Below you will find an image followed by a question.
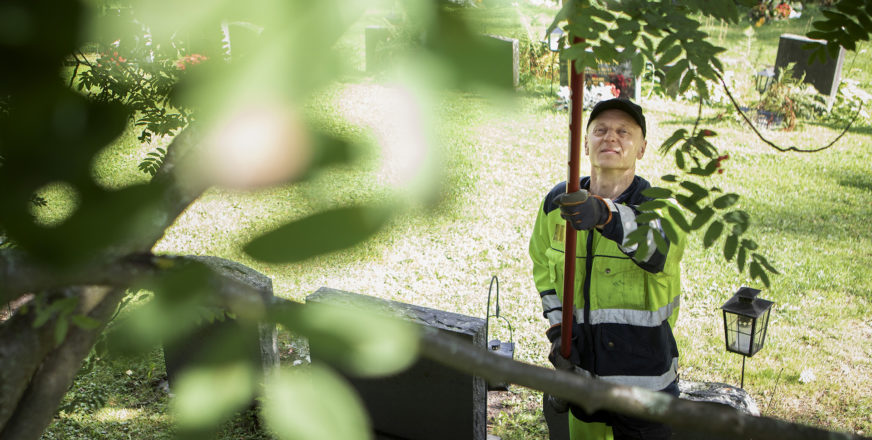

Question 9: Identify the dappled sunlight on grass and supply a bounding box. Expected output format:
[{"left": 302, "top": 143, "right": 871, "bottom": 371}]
[{"left": 94, "top": 407, "right": 146, "bottom": 422}]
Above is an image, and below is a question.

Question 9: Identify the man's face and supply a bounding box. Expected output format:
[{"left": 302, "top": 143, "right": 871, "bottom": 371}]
[{"left": 584, "top": 109, "right": 647, "bottom": 172}]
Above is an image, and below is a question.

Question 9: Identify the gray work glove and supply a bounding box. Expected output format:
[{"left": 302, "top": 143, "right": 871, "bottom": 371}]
[
  {"left": 546, "top": 324, "right": 580, "bottom": 371},
  {"left": 554, "top": 190, "right": 612, "bottom": 231},
  {"left": 545, "top": 324, "right": 580, "bottom": 414},
  {"left": 545, "top": 393, "right": 569, "bottom": 414}
]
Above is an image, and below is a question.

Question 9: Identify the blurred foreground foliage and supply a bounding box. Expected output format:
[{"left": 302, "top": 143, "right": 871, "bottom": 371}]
[{"left": 1, "top": 0, "right": 870, "bottom": 438}]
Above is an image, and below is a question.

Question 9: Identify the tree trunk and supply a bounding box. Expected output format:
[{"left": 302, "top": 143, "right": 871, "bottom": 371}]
[{"left": 0, "top": 287, "right": 124, "bottom": 440}]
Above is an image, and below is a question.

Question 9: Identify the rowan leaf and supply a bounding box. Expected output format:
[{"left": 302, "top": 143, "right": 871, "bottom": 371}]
[
  {"left": 724, "top": 233, "right": 738, "bottom": 261},
  {"left": 690, "top": 207, "right": 715, "bottom": 230},
  {"left": 713, "top": 193, "right": 740, "bottom": 210},
  {"left": 703, "top": 220, "right": 723, "bottom": 248}
]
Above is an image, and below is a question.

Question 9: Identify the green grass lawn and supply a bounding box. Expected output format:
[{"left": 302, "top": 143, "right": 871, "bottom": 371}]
[{"left": 40, "top": 1, "right": 872, "bottom": 439}]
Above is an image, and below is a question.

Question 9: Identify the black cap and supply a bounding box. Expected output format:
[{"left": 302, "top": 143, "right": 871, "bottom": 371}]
[{"left": 586, "top": 98, "right": 646, "bottom": 138}]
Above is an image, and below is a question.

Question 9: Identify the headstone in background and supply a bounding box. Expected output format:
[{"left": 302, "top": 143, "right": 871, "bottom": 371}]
[
  {"left": 775, "top": 33, "right": 845, "bottom": 108},
  {"left": 163, "top": 256, "right": 278, "bottom": 388},
  {"left": 306, "top": 287, "right": 487, "bottom": 440},
  {"left": 366, "top": 26, "right": 392, "bottom": 74},
  {"left": 484, "top": 34, "right": 519, "bottom": 89},
  {"left": 558, "top": 52, "right": 640, "bottom": 103}
]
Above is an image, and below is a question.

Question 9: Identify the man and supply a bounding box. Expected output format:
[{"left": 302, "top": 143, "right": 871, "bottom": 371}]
[{"left": 529, "top": 98, "right": 685, "bottom": 440}]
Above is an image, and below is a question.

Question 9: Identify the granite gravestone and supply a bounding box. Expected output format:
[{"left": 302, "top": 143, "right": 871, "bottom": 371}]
[
  {"left": 485, "top": 34, "right": 519, "bottom": 89},
  {"left": 163, "top": 256, "right": 279, "bottom": 388},
  {"left": 306, "top": 288, "right": 487, "bottom": 440},
  {"left": 774, "top": 33, "right": 846, "bottom": 108}
]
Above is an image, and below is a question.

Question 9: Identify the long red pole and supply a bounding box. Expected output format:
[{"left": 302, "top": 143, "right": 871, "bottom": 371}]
[{"left": 561, "top": 36, "right": 584, "bottom": 359}]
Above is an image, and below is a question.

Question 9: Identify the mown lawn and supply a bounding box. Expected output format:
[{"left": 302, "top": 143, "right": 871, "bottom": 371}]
[{"left": 40, "top": 1, "right": 871, "bottom": 439}]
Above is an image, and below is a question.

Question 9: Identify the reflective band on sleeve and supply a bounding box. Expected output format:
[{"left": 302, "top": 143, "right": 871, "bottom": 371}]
[
  {"left": 615, "top": 203, "right": 639, "bottom": 252},
  {"left": 616, "top": 203, "right": 659, "bottom": 263},
  {"left": 541, "top": 293, "right": 561, "bottom": 311},
  {"left": 573, "top": 309, "right": 586, "bottom": 324},
  {"left": 597, "top": 357, "right": 679, "bottom": 390},
  {"left": 545, "top": 309, "right": 563, "bottom": 326},
  {"left": 589, "top": 294, "right": 680, "bottom": 327}
]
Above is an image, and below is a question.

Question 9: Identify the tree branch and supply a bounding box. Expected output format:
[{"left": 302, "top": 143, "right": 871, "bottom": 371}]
[
  {"left": 716, "top": 71, "right": 862, "bottom": 153},
  {"left": 0, "top": 254, "right": 275, "bottom": 438},
  {"left": 418, "top": 327, "right": 870, "bottom": 440},
  {"left": 692, "top": 92, "right": 703, "bottom": 137},
  {"left": 0, "top": 287, "right": 125, "bottom": 440},
  {"left": 0, "top": 294, "right": 59, "bottom": 429},
  {"left": 114, "top": 125, "right": 208, "bottom": 254}
]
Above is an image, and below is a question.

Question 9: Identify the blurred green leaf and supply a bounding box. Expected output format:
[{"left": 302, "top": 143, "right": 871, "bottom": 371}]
[
  {"left": 271, "top": 300, "right": 419, "bottom": 377},
  {"left": 749, "top": 261, "right": 769, "bottom": 288},
  {"left": 263, "top": 365, "right": 370, "bottom": 440},
  {"left": 724, "top": 233, "right": 738, "bottom": 261},
  {"left": 667, "top": 206, "right": 691, "bottom": 231},
  {"left": 54, "top": 315, "right": 69, "bottom": 346},
  {"left": 679, "top": 180, "right": 707, "bottom": 198},
  {"left": 658, "top": 44, "right": 682, "bottom": 66},
  {"left": 2, "top": 181, "right": 169, "bottom": 267},
  {"left": 723, "top": 210, "right": 750, "bottom": 225},
  {"left": 70, "top": 314, "right": 102, "bottom": 330},
  {"left": 703, "top": 220, "right": 723, "bottom": 249},
  {"left": 244, "top": 204, "right": 393, "bottom": 263},
  {"left": 651, "top": 226, "right": 669, "bottom": 253},
  {"left": 674, "top": 149, "right": 686, "bottom": 169},
  {"left": 641, "top": 187, "right": 672, "bottom": 199},
  {"left": 712, "top": 193, "right": 739, "bottom": 210},
  {"left": 753, "top": 253, "right": 779, "bottom": 275},
  {"left": 659, "top": 129, "right": 687, "bottom": 154},
  {"left": 636, "top": 212, "right": 659, "bottom": 223},
  {"left": 624, "top": 228, "right": 650, "bottom": 259},
  {"left": 660, "top": 216, "right": 680, "bottom": 245},
  {"left": 172, "top": 361, "right": 257, "bottom": 433},
  {"left": 737, "top": 246, "right": 747, "bottom": 272},
  {"left": 690, "top": 207, "right": 714, "bottom": 230},
  {"left": 638, "top": 200, "right": 667, "bottom": 213}
]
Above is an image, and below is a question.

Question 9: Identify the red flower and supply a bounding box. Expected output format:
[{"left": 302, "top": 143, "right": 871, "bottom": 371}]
[{"left": 175, "top": 53, "right": 207, "bottom": 71}]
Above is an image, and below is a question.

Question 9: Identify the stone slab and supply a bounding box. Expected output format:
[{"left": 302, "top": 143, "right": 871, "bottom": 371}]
[
  {"left": 543, "top": 380, "right": 759, "bottom": 440},
  {"left": 775, "top": 33, "right": 845, "bottom": 105},
  {"left": 163, "top": 256, "right": 278, "bottom": 387},
  {"left": 307, "top": 287, "right": 487, "bottom": 440},
  {"left": 484, "top": 34, "right": 519, "bottom": 89}
]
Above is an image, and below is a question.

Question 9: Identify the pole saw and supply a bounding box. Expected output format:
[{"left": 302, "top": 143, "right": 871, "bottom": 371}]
[{"left": 560, "top": 35, "right": 586, "bottom": 359}]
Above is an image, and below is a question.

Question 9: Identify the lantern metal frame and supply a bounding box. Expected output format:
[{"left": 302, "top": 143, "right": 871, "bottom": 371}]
[
  {"left": 721, "top": 286, "right": 774, "bottom": 388},
  {"left": 546, "top": 27, "right": 565, "bottom": 94}
]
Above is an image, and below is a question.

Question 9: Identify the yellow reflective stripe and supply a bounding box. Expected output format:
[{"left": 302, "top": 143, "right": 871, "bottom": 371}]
[
  {"left": 573, "top": 295, "right": 679, "bottom": 327},
  {"left": 596, "top": 357, "right": 679, "bottom": 390}
]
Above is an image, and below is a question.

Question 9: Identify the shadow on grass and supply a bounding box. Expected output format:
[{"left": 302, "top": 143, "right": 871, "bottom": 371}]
[
  {"left": 803, "top": 118, "right": 872, "bottom": 136},
  {"left": 834, "top": 170, "right": 872, "bottom": 193}
]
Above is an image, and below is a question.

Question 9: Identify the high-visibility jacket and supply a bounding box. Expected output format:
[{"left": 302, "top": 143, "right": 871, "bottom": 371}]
[{"left": 529, "top": 176, "right": 685, "bottom": 403}]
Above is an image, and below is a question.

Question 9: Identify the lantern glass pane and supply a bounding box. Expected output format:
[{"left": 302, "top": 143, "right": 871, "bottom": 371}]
[
  {"left": 724, "top": 312, "right": 736, "bottom": 349},
  {"left": 724, "top": 312, "right": 753, "bottom": 355},
  {"left": 752, "top": 308, "right": 771, "bottom": 354},
  {"left": 735, "top": 315, "right": 753, "bottom": 354}
]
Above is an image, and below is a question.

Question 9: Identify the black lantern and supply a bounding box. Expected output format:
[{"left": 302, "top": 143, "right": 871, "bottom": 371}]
[
  {"left": 547, "top": 27, "right": 565, "bottom": 53},
  {"left": 721, "top": 287, "right": 774, "bottom": 387},
  {"left": 754, "top": 67, "right": 775, "bottom": 94},
  {"left": 546, "top": 27, "right": 565, "bottom": 94}
]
